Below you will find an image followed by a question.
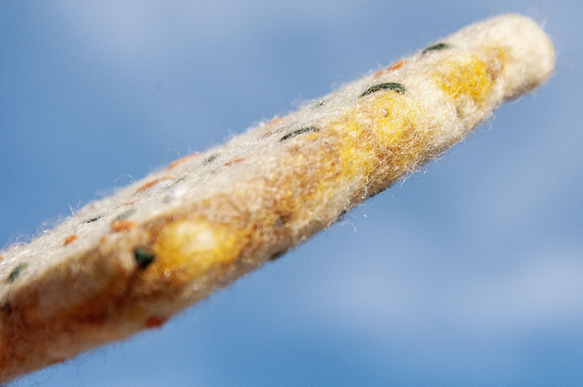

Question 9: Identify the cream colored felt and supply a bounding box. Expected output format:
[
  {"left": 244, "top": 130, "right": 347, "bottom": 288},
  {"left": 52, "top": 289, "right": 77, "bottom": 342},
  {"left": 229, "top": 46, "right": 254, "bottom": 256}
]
[{"left": 0, "top": 14, "right": 554, "bottom": 383}]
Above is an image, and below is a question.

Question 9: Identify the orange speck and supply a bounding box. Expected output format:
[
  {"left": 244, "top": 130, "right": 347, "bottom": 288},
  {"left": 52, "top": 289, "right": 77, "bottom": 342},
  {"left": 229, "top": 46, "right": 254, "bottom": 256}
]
[
  {"left": 262, "top": 117, "right": 284, "bottom": 138},
  {"left": 64, "top": 235, "right": 78, "bottom": 246},
  {"left": 373, "top": 60, "right": 408, "bottom": 78},
  {"left": 100, "top": 236, "right": 108, "bottom": 244},
  {"left": 223, "top": 158, "right": 245, "bottom": 167},
  {"left": 136, "top": 176, "right": 175, "bottom": 193},
  {"left": 168, "top": 153, "right": 199, "bottom": 169},
  {"left": 111, "top": 220, "right": 136, "bottom": 232},
  {"left": 0, "top": 255, "right": 3, "bottom": 262},
  {"left": 145, "top": 316, "right": 167, "bottom": 329}
]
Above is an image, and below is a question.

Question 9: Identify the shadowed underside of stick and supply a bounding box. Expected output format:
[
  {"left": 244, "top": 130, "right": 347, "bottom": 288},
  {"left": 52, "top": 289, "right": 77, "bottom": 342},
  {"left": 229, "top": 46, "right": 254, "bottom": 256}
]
[{"left": 0, "top": 14, "right": 554, "bottom": 383}]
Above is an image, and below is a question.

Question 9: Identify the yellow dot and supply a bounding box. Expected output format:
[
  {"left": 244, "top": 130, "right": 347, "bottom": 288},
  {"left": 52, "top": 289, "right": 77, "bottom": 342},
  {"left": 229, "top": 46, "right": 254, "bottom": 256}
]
[
  {"left": 434, "top": 54, "right": 493, "bottom": 108},
  {"left": 151, "top": 218, "right": 248, "bottom": 282}
]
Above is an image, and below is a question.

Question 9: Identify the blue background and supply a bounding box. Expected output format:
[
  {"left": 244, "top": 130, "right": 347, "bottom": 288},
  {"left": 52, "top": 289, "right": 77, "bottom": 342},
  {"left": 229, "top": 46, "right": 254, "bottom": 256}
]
[{"left": 1, "top": 1, "right": 582, "bottom": 386}]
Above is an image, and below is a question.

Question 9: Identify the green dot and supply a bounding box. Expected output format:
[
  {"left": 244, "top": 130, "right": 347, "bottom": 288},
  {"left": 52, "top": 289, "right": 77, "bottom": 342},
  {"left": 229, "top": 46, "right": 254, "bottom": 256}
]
[
  {"left": 134, "top": 247, "right": 156, "bottom": 268},
  {"left": 84, "top": 216, "right": 102, "bottom": 224},
  {"left": 171, "top": 176, "right": 186, "bottom": 186},
  {"left": 7, "top": 262, "right": 28, "bottom": 283},
  {"left": 204, "top": 154, "right": 219, "bottom": 164},
  {"left": 280, "top": 127, "right": 320, "bottom": 142},
  {"left": 422, "top": 42, "right": 453, "bottom": 54},
  {"left": 361, "top": 82, "right": 406, "bottom": 97}
]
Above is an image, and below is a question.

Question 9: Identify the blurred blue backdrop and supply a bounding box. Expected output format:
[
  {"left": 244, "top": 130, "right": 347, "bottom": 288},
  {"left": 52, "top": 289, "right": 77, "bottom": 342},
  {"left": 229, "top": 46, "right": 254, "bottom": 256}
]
[{"left": 1, "top": 1, "right": 582, "bottom": 386}]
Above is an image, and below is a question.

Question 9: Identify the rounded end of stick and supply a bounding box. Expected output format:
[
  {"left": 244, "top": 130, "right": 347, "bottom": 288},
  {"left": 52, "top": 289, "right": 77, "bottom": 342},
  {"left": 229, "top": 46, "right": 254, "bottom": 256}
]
[{"left": 452, "top": 14, "right": 556, "bottom": 100}]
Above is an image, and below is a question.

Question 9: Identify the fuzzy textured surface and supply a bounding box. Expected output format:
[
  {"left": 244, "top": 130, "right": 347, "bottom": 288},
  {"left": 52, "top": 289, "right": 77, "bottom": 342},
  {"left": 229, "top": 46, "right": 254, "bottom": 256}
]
[{"left": 0, "top": 14, "right": 554, "bottom": 383}]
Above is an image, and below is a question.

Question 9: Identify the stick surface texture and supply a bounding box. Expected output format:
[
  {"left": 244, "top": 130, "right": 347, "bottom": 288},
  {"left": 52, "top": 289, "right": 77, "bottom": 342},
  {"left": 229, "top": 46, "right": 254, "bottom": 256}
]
[{"left": 0, "top": 14, "right": 554, "bottom": 383}]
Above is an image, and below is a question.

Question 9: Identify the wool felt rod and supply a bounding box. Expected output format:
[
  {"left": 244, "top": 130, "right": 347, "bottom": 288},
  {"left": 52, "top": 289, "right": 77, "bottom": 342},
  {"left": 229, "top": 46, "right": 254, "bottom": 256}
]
[{"left": 0, "top": 14, "right": 554, "bottom": 383}]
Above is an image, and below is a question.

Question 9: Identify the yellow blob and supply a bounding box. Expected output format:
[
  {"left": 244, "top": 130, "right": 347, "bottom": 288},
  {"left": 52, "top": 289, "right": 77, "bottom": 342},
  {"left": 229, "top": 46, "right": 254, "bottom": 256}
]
[
  {"left": 373, "top": 93, "right": 423, "bottom": 141},
  {"left": 326, "top": 90, "right": 430, "bottom": 193},
  {"left": 372, "top": 93, "right": 430, "bottom": 180},
  {"left": 434, "top": 54, "right": 492, "bottom": 107},
  {"left": 151, "top": 218, "right": 247, "bottom": 282},
  {"left": 330, "top": 119, "right": 372, "bottom": 178}
]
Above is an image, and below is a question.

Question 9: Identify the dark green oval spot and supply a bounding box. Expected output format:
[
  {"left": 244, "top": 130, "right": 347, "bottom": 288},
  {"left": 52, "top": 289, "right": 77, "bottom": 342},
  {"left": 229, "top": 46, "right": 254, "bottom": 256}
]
[
  {"left": 361, "top": 82, "right": 406, "bottom": 97},
  {"left": 7, "top": 262, "right": 28, "bottom": 283},
  {"left": 422, "top": 42, "right": 453, "bottom": 54},
  {"left": 204, "top": 154, "right": 219, "bottom": 164},
  {"left": 280, "top": 127, "right": 320, "bottom": 142},
  {"left": 134, "top": 247, "right": 156, "bottom": 268},
  {"left": 171, "top": 176, "right": 186, "bottom": 186},
  {"left": 84, "top": 216, "right": 102, "bottom": 224}
]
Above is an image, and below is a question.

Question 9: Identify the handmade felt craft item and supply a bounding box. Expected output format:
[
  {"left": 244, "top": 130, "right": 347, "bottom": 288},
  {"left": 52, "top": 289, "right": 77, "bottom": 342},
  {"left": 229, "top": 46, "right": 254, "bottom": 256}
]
[{"left": 0, "top": 14, "right": 554, "bottom": 383}]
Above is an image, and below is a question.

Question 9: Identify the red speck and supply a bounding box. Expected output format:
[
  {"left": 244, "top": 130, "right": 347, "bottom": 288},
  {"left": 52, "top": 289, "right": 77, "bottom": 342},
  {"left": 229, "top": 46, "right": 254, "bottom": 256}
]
[
  {"left": 146, "top": 316, "right": 167, "bottom": 329},
  {"left": 168, "top": 153, "right": 200, "bottom": 169},
  {"left": 223, "top": 158, "right": 245, "bottom": 167},
  {"left": 373, "top": 60, "right": 408, "bottom": 78},
  {"left": 136, "top": 176, "right": 175, "bottom": 193},
  {"left": 262, "top": 117, "right": 284, "bottom": 138},
  {"left": 111, "top": 220, "right": 136, "bottom": 232},
  {"left": 64, "top": 235, "right": 78, "bottom": 246}
]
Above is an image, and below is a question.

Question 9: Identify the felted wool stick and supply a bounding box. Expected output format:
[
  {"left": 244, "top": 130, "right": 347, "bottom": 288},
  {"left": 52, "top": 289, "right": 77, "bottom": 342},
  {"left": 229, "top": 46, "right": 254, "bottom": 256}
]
[{"left": 0, "top": 14, "right": 554, "bottom": 383}]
